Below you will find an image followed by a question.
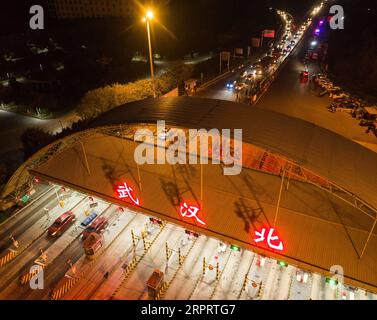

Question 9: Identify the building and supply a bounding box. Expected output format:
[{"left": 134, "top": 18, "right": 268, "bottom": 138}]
[
  {"left": 4, "top": 97, "right": 377, "bottom": 293},
  {"left": 48, "top": 0, "right": 170, "bottom": 20}
]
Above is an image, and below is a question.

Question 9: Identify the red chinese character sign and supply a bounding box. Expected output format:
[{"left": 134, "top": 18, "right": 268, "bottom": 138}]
[
  {"left": 253, "top": 227, "right": 284, "bottom": 251},
  {"left": 116, "top": 182, "right": 140, "bottom": 206},
  {"left": 180, "top": 202, "right": 206, "bottom": 225}
]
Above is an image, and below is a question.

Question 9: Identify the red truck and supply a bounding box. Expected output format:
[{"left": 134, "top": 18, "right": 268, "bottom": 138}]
[
  {"left": 147, "top": 269, "right": 164, "bottom": 299},
  {"left": 82, "top": 232, "right": 104, "bottom": 260}
]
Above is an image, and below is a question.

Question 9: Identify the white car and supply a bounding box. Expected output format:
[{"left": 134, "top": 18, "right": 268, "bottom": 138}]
[
  {"left": 296, "top": 270, "right": 309, "bottom": 283},
  {"left": 217, "top": 242, "right": 227, "bottom": 253}
]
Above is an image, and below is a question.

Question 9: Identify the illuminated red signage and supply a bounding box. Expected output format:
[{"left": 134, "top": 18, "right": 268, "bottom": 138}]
[
  {"left": 116, "top": 182, "right": 140, "bottom": 206},
  {"left": 180, "top": 202, "right": 206, "bottom": 225},
  {"left": 254, "top": 227, "right": 283, "bottom": 251}
]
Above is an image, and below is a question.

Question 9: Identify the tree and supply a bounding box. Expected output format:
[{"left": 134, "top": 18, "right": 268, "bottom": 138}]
[{"left": 21, "top": 128, "right": 54, "bottom": 159}]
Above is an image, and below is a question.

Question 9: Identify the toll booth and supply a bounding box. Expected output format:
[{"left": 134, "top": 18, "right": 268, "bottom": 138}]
[
  {"left": 147, "top": 269, "right": 164, "bottom": 299},
  {"left": 83, "top": 232, "right": 104, "bottom": 260}
]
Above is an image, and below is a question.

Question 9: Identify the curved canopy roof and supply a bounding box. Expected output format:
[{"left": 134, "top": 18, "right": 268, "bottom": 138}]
[
  {"left": 91, "top": 96, "right": 377, "bottom": 212},
  {"left": 29, "top": 97, "right": 377, "bottom": 290}
]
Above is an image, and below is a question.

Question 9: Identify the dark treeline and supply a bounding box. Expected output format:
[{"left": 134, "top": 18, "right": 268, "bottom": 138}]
[{"left": 0, "top": 0, "right": 315, "bottom": 57}]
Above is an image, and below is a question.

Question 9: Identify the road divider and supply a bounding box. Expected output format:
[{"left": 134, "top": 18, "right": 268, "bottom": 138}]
[
  {"left": 19, "top": 265, "right": 45, "bottom": 285},
  {"left": 0, "top": 196, "right": 86, "bottom": 269},
  {"left": 0, "top": 250, "right": 18, "bottom": 267},
  {"left": 110, "top": 221, "right": 167, "bottom": 300},
  {"left": 50, "top": 209, "right": 141, "bottom": 300},
  {"left": 50, "top": 277, "right": 80, "bottom": 300}
]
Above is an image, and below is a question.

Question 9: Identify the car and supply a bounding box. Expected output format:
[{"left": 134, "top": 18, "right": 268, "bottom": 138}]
[
  {"left": 341, "top": 103, "right": 359, "bottom": 109},
  {"left": 360, "top": 119, "right": 375, "bottom": 127},
  {"left": 234, "top": 82, "right": 246, "bottom": 91},
  {"left": 300, "top": 71, "right": 309, "bottom": 83},
  {"left": 252, "top": 67, "right": 262, "bottom": 76},
  {"left": 240, "top": 71, "right": 247, "bottom": 78},
  {"left": 48, "top": 211, "right": 76, "bottom": 237},
  {"left": 286, "top": 46, "right": 292, "bottom": 51},
  {"left": 82, "top": 216, "right": 109, "bottom": 240},
  {"left": 246, "top": 74, "right": 254, "bottom": 81},
  {"left": 81, "top": 212, "right": 98, "bottom": 227},
  {"left": 226, "top": 81, "right": 236, "bottom": 89}
]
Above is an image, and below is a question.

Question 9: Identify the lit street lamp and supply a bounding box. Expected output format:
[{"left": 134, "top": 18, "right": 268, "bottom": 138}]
[{"left": 142, "top": 10, "right": 156, "bottom": 98}]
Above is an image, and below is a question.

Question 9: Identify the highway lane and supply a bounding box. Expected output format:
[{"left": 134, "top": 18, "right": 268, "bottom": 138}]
[
  {"left": 17, "top": 204, "right": 119, "bottom": 300},
  {"left": 0, "top": 187, "right": 55, "bottom": 251},
  {"left": 63, "top": 208, "right": 142, "bottom": 300},
  {"left": 122, "top": 223, "right": 186, "bottom": 300},
  {"left": 194, "top": 10, "right": 298, "bottom": 104},
  {"left": 0, "top": 193, "right": 92, "bottom": 295},
  {"left": 3, "top": 238, "right": 84, "bottom": 300},
  {"left": 0, "top": 187, "right": 74, "bottom": 254},
  {"left": 164, "top": 236, "right": 219, "bottom": 300},
  {"left": 211, "top": 249, "right": 255, "bottom": 300},
  {"left": 0, "top": 190, "right": 84, "bottom": 259},
  {"left": 254, "top": 19, "right": 377, "bottom": 150}
]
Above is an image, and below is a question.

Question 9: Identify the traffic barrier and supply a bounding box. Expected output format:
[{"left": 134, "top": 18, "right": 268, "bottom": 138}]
[
  {"left": 110, "top": 223, "right": 167, "bottom": 299},
  {"left": 258, "top": 283, "right": 265, "bottom": 299},
  {"left": 50, "top": 277, "right": 79, "bottom": 300},
  {"left": 51, "top": 209, "right": 143, "bottom": 300},
  {"left": 0, "top": 251, "right": 18, "bottom": 267},
  {"left": 157, "top": 237, "right": 198, "bottom": 300},
  {"left": 123, "top": 257, "right": 137, "bottom": 275},
  {"left": 49, "top": 258, "right": 96, "bottom": 300},
  {"left": 19, "top": 266, "right": 44, "bottom": 285},
  {"left": 155, "top": 281, "right": 168, "bottom": 300}
]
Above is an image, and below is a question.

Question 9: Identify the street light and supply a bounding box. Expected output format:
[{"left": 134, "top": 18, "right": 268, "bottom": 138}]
[{"left": 142, "top": 9, "right": 156, "bottom": 98}]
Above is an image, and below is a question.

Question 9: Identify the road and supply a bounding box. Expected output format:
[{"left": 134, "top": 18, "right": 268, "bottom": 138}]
[
  {"left": 1, "top": 4, "right": 377, "bottom": 301},
  {"left": 194, "top": 9, "right": 295, "bottom": 103},
  {"left": 194, "top": 10, "right": 377, "bottom": 152},
  {"left": 253, "top": 20, "right": 377, "bottom": 151},
  {"left": 0, "top": 184, "right": 376, "bottom": 300}
]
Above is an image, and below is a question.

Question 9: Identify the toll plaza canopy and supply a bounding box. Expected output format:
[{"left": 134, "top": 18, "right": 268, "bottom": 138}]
[
  {"left": 90, "top": 97, "right": 377, "bottom": 212},
  {"left": 30, "top": 97, "right": 377, "bottom": 291}
]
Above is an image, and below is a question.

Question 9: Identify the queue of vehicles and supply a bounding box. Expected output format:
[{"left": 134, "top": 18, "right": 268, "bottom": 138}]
[
  {"left": 225, "top": 14, "right": 310, "bottom": 97},
  {"left": 46, "top": 203, "right": 110, "bottom": 260}
]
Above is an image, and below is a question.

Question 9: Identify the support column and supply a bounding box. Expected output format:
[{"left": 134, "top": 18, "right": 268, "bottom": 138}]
[
  {"left": 273, "top": 167, "right": 286, "bottom": 227},
  {"left": 360, "top": 218, "right": 377, "bottom": 258},
  {"left": 80, "top": 141, "right": 91, "bottom": 175},
  {"left": 134, "top": 140, "right": 142, "bottom": 192},
  {"left": 286, "top": 163, "right": 292, "bottom": 191},
  {"left": 200, "top": 164, "right": 203, "bottom": 205}
]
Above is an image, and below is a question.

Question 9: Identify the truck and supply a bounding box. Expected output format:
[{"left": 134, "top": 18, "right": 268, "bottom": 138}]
[
  {"left": 147, "top": 269, "right": 164, "bottom": 299},
  {"left": 83, "top": 232, "right": 104, "bottom": 260}
]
